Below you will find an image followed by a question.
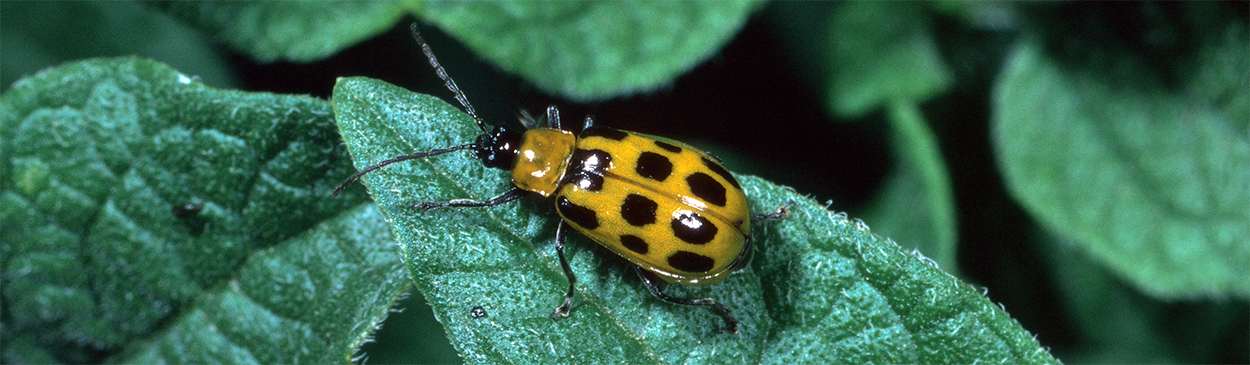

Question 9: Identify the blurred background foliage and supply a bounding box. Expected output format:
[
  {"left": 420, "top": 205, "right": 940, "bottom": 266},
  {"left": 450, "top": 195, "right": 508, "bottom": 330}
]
[{"left": 3, "top": 1, "right": 1246, "bottom": 364}]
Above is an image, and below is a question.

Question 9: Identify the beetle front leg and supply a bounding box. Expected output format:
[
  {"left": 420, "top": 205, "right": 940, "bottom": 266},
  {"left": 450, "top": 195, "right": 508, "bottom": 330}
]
[
  {"left": 413, "top": 188, "right": 527, "bottom": 211},
  {"left": 551, "top": 221, "right": 577, "bottom": 321}
]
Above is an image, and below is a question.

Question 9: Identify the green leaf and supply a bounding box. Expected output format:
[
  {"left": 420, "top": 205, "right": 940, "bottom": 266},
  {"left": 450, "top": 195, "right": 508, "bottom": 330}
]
[
  {"left": 1, "top": 58, "right": 406, "bottom": 363},
  {"left": 333, "top": 76, "right": 1059, "bottom": 364},
  {"left": 863, "top": 101, "right": 959, "bottom": 273},
  {"left": 357, "top": 291, "right": 462, "bottom": 364},
  {"left": 1, "top": 2, "right": 236, "bottom": 90},
  {"left": 1184, "top": 15, "right": 1250, "bottom": 129},
  {"left": 150, "top": 1, "right": 760, "bottom": 99},
  {"left": 1038, "top": 232, "right": 1176, "bottom": 363},
  {"left": 153, "top": 1, "right": 419, "bottom": 63},
  {"left": 419, "top": 1, "right": 763, "bottom": 101},
  {"left": 826, "top": 2, "right": 953, "bottom": 118},
  {"left": 992, "top": 32, "right": 1250, "bottom": 298}
]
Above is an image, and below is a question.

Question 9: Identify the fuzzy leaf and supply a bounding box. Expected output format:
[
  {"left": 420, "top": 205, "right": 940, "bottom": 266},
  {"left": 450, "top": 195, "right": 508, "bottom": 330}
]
[
  {"left": 333, "top": 76, "right": 1059, "bottom": 364},
  {"left": 0, "top": 58, "right": 406, "bottom": 363},
  {"left": 992, "top": 34, "right": 1250, "bottom": 298}
]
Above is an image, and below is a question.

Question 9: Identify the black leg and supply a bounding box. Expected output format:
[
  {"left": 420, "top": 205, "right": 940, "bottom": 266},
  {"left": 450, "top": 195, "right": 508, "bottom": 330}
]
[
  {"left": 582, "top": 115, "right": 595, "bottom": 130},
  {"left": 517, "top": 108, "right": 540, "bottom": 130},
  {"left": 729, "top": 201, "right": 793, "bottom": 272},
  {"left": 751, "top": 200, "right": 793, "bottom": 220},
  {"left": 545, "top": 105, "right": 562, "bottom": 130},
  {"left": 551, "top": 221, "right": 577, "bottom": 320},
  {"left": 636, "top": 267, "right": 739, "bottom": 334},
  {"left": 413, "top": 188, "right": 527, "bottom": 211}
]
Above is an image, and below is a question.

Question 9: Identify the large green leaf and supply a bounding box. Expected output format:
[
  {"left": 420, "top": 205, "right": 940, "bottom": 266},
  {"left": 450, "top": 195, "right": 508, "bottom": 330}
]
[
  {"left": 150, "top": 1, "right": 758, "bottom": 101},
  {"left": 992, "top": 29, "right": 1249, "bottom": 298},
  {"left": 1, "top": 2, "right": 236, "bottom": 90},
  {"left": 333, "top": 76, "right": 1059, "bottom": 364},
  {"left": 0, "top": 58, "right": 407, "bottom": 363},
  {"left": 1039, "top": 231, "right": 1176, "bottom": 364},
  {"left": 420, "top": 1, "right": 763, "bottom": 101},
  {"left": 153, "top": 1, "right": 419, "bottom": 63}
]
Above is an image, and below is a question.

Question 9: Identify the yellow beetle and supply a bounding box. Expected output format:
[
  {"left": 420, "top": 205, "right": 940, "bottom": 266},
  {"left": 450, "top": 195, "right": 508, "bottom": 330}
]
[{"left": 335, "top": 25, "right": 786, "bottom": 334}]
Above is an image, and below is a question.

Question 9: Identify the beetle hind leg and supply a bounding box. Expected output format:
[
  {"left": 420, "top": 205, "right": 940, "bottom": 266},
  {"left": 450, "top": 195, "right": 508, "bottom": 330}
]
[
  {"left": 635, "top": 268, "right": 739, "bottom": 334},
  {"left": 551, "top": 221, "right": 578, "bottom": 321}
]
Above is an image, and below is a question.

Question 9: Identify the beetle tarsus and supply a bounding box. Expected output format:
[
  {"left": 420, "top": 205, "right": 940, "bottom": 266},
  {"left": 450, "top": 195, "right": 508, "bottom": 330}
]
[
  {"left": 636, "top": 268, "right": 739, "bottom": 334},
  {"left": 752, "top": 200, "right": 794, "bottom": 220}
]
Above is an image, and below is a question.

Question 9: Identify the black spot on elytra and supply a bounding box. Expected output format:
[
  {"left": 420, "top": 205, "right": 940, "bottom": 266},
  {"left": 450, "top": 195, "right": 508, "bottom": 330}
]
[
  {"left": 668, "top": 251, "right": 715, "bottom": 273},
  {"left": 571, "top": 149, "right": 611, "bottom": 173},
  {"left": 581, "top": 126, "right": 628, "bottom": 140},
  {"left": 686, "top": 172, "right": 727, "bottom": 207},
  {"left": 557, "top": 196, "right": 599, "bottom": 230},
  {"left": 620, "top": 194, "right": 658, "bottom": 226},
  {"left": 635, "top": 152, "right": 672, "bottom": 181},
  {"left": 701, "top": 157, "right": 741, "bottom": 190},
  {"left": 654, "top": 140, "right": 683, "bottom": 153},
  {"left": 620, "top": 235, "right": 649, "bottom": 254},
  {"left": 672, "top": 211, "right": 717, "bottom": 244},
  {"left": 569, "top": 174, "right": 603, "bottom": 191},
  {"left": 566, "top": 149, "right": 611, "bottom": 191}
]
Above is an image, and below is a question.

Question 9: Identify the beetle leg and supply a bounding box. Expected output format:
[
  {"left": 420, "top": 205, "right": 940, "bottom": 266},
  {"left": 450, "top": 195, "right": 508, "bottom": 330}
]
[
  {"left": 545, "top": 105, "right": 562, "bottom": 130},
  {"left": 517, "top": 108, "right": 541, "bottom": 130},
  {"left": 636, "top": 267, "right": 739, "bottom": 334},
  {"left": 551, "top": 221, "right": 577, "bottom": 321},
  {"left": 582, "top": 115, "right": 595, "bottom": 130},
  {"left": 413, "top": 188, "right": 527, "bottom": 211},
  {"left": 751, "top": 200, "right": 794, "bottom": 220}
]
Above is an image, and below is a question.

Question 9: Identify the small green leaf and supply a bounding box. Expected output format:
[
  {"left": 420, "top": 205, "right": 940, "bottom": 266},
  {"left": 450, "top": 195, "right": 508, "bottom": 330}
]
[
  {"left": 419, "top": 1, "right": 763, "bottom": 101},
  {"left": 863, "top": 101, "right": 959, "bottom": 273},
  {"left": 333, "top": 76, "right": 1059, "bottom": 364},
  {"left": 992, "top": 33, "right": 1250, "bottom": 298},
  {"left": 1, "top": 58, "right": 406, "bottom": 363},
  {"left": 826, "top": 2, "right": 953, "bottom": 118},
  {"left": 153, "top": 1, "right": 419, "bottom": 63}
]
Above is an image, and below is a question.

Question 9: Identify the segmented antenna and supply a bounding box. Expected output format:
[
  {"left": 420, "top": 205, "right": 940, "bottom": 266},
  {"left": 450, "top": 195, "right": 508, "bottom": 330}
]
[
  {"left": 332, "top": 25, "right": 495, "bottom": 198},
  {"left": 410, "top": 24, "right": 488, "bottom": 134}
]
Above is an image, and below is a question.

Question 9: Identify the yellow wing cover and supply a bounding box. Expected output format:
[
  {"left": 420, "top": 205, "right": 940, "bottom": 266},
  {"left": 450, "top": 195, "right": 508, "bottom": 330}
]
[{"left": 554, "top": 127, "right": 751, "bottom": 285}]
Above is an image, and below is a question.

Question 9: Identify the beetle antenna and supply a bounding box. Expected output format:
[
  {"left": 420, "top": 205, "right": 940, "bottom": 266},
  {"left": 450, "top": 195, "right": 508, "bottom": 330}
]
[
  {"left": 411, "top": 24, "right": 489, "bottom": 134},
  {"left": 332, "top": 143, "right": 477, "bottom": 197}
]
